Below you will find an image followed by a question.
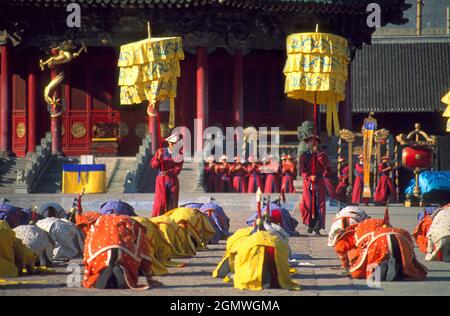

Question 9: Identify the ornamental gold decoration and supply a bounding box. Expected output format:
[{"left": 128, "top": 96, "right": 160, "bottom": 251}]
[
  {"left": 71, "top": 122, "right": 86, "bottom": 138},
  {"left": 16, "top": 122, "right": 26, "bottom": 138}
]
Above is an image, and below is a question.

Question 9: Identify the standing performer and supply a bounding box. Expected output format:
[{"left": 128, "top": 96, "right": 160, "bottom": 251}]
[
  {"left": 217, "top": 155, "right": 232, "bottom": 192},
  {"left": 323, "top": 166, "right": 337, "bottom": 199},
  {"left": 374, "top": 155, "right": 397, "bottom": 204},
  {"left": 231, "top": 156, "right": 247, "bottom": 193},
  {"left": 281, "top": 155, "right": 296, "bottom": 193},
  {"left": 151, "top": 133, "right": 183, "bottom": 217},
  {"left": 352, "top": 154, "right": 368, "bottom": 206},
  {"left": 335, "top": 157, "right": 349, "bottom": 203},
  {"left": 300, "top": 135, "right": 329, "bottom": 235},
  {"left": 247, "top": 156, "right": 262, "bottom": 193},
  {"left": 204, "top": 156, "right": 219, "bottom": 193},
  {"left": 263, "top": 156, "right": 280, "bottom": 194}
]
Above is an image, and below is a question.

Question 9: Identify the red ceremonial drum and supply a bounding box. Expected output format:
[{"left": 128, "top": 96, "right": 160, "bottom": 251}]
[{"left": 402, "top": 146, "right": 433, "bottom": 169}]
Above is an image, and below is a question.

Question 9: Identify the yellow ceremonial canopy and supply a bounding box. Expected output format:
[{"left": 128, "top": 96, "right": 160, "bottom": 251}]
[
  {"left": 118, "top": 35, "right": 184, "bottom": 129},
  {"left": 442, "top": 90, "right": 450, "bottom": 132},
  {"left": 283, "top": 31, "right": 350, "bottom": 136}
]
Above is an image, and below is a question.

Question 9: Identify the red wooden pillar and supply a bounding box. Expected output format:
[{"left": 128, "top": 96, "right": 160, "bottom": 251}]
[
  {"left": 0, "top": 44, "right": 11, "bottom": 155},
  {"left": 50, "top": 68, "right": 62, "bottom": 156},
  {"left": 232, "top": 49, "right": 243, "bottom": 127},
  {"left": 196, "top": 47, "right": 209, "bottom": 154},
  {"left": 148, "top": 103, "right": 158, "bottom": 154},
  {"left": 27, "top": 62, "right": 37, "bottom": 153}
]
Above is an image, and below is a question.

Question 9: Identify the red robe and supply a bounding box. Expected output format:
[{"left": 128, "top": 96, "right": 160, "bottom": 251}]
[
  {"left": 247, "top": 164, "right": 262, "bottom": 193},
  {"left": 300, "top": 151, "right": 329, "bottom": 230},
  {"left": 204, "top": 163, "right": 219, "bottom": 193},
  {"left": 231, "top": 163, "right": 247, "bottom": 193},
  {"left": 323, "top": 167, "right": 337, "bottom": 199},
  {"left": 374, "top": 163, "right": 396, "bottom": 204},
  {"left": 413, "top": 216, "right": 433, "bottom": 255},
  {"left": 83, "top": 214, "right": 153, "bottom": 289},
  {"left": 336, "top": 219, "right": 428, "bottom": 281},
  {"left": 336, "top": 165, "right": 349, "bottom": 203},
  {"left": 263, "top": 162, "right": 280, "bottom": 194},
  {"left": 352, "top": 162, "right": 364, "bottom": 205},
  {"left": 281, "top": 161, "right": 296, "bottom": 193},
  {"left": 217, "top": 164, "right": 232, "bottom": 192},
  {"left": 151, "top": 148, "right": 183, "bottom": 217}
]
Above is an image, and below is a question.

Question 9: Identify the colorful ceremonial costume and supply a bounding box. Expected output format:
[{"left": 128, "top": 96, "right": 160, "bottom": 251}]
[
  {"left": 204, "top": 161, "right": 219, "bottom": 193},
  {"left": 246, "top": 202, "right": 299, "bottom": 237},
  {"left": 300, "top": 150, "right": 329, "bottom": 232},
  {"left": 83, "top": 214, "right": 154, "bottom": 289},
  {"left": 36, "top": 217, "right": 84, "bottom": 261},
  {"left": 352, "top": 161, "right": 364, "bottom": 205},
  {"left": 374, "top": 161, "right": 396, "bottom": 204},
  {"left": 150, "top": 215, "right": 196, "bottom": 258},
  {"left": 131, "top": 217, "right": 170, "bottom": 275},
  {"left": 0, "top": 220, "right": 36, "bottom": 277},
  {"left": 166, "top": 207, "right": 216, "bottom": 250},
  {"left": 414, "top": 205, "right": 450, "bottom": 262},
  {"left": 213, "top": 228, "right": 299, "bottom": 291},
  {"left": 335, "top": 218, "right": 427, "bottom": 281},
  {"left": 336, "top": 164, "right": 349, "bottom": 203},
  {"left": 281, "top": 158, "right": 296, "bottom": 193},
  {"left": 151, "top": 147, "right": 183, "bottom": 217},
  {"left": 247, "top": 163, "right": 262, "bottom": 193},
  {"left": 0, "top": 202, "right": 34, "bottom": 229},
  {"left": 13, "top": 225, "right": 54, "bottom": 267},
  {"left": 263, "top": 160, "right": 280, "bottom": 194},
  {"left": 231, "top": 161, "right": 247, "bottom": 193},
  {"left": 327, "top": 206, "right": 370, "bottom": 266},
  {"left": 217, "top": 161, "right": 232, "bottom": 192}
]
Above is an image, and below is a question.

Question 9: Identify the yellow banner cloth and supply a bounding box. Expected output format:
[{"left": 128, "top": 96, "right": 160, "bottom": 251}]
[
  {"left": 284, "top": 32, "right": 350, "bottom": 136},
  {"left": 118, "top": 37, "right": 184, "bottom": 129}
]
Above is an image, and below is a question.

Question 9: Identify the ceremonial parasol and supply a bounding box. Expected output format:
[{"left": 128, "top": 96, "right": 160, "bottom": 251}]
[
  {"left": 118, "top": 23, "right": 184, "bottom": 131},
  {"left": 283, "top": 26, "right": 350, "bottom": 220},
  {"left": 442, "top": 90, "right": 450, "bottom": 132}
]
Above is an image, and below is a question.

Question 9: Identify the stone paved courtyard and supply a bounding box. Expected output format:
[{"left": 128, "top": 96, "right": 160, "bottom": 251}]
[{"left": 1, "top": 193, "right": 449, "bottom": 296}]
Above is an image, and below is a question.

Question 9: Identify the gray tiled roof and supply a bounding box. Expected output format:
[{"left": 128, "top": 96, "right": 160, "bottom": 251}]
[{"left": 351, "top": 40, "right": 450, "bottom": 113}]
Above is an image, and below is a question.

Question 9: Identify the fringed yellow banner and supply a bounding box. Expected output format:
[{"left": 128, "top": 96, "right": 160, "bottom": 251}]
[
  {"left": 118, "top": 36, "right": 184, "bottom": 129},
  {"left": 284, "top": 32, "right": 349, "bottom": 137}
]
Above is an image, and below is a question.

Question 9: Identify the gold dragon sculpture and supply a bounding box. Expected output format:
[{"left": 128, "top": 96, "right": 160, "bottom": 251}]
[{"left": 39, "top": 40, "right": 87, "bottom": 118}]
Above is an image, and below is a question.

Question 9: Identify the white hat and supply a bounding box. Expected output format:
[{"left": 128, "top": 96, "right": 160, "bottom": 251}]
[
  {"left": 165, "top": 133, "right": 179, "bottom": 144},
  {"left": 206, "top": 156, "right": 214, "bottom": 163},
  {"left": 220, "top": 154, "right": 227, "bottom": 161}
]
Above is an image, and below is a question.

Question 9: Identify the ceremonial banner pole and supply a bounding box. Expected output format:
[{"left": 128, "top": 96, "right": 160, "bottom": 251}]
[{"left": 283, "top": 25, "right": 350, "bottom": 219}]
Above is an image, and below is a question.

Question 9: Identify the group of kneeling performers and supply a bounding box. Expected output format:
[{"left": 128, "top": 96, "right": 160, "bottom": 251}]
[{"left": 0, "top": 132, "right": 449, "bottom": 290}]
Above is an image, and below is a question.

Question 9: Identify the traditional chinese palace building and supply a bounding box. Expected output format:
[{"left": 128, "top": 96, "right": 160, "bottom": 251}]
[{"left": 0, "top": 0, "right": 411, "bottom": 158}]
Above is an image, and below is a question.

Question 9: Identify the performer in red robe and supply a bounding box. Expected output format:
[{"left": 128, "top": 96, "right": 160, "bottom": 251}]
[
  {"left": 231, "top": 156, "right": 247, "bottom": 193},
  {"left": 323, "top": 166, "right": 337, "bottom": 199},
  {"left": 281, "top": 155, "right": 296, "bottom": 193},
  {"left": 300, "top": 135, "right": 329, "bottom": 235},
  {"left": 204, "top": 156, "right": 219, "bottom": 193},
  {"left": 374, "top": 155, "right": 396, "bottom": 204},
  {"left": 335, "top": 157, "right": 349, "bottom": 203},
  {"left": 334, "top": 210, "right": 428, "bottom": 281},
  {"left": 247, "top": 156, "right": 262, "bottom": 193},
  {"left": 263, "top": 156, "right": 280, "bottom": 194},
  {"left": 352, "top": 154, "right": 367, "bottom": 206},
  {"left": 151, "top": 133, "right": 183, "bottom": 217},
  {"left": 217, "top": 155, "right": 232, "bottom": 192}
]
